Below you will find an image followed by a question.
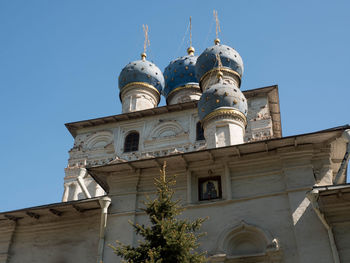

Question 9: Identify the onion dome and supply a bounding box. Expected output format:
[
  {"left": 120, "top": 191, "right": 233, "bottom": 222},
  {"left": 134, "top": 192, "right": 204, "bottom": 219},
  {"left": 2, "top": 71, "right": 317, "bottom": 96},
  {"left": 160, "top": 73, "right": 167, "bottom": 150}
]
[
  {"left": 198, "top": 76, "right": 247, "bottom": 124},
  {"left": 163, "top": 47, "right": 200, "bottom": 100},
  {"left": 195, "top": 39, "right": 244, "bottom": 86},
  {"left": 118, "top": 53, "right": 165, "bottom": 101}
]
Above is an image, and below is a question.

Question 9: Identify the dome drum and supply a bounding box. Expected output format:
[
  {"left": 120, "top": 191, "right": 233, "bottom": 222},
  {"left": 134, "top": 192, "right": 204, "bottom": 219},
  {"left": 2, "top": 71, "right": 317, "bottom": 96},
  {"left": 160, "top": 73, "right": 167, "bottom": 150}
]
[
  {"left": 201, "top": 108, "right": 247, "bottom": 128},
  {"left": 119, "top": 82, "right": 161, "bottom": 103},
  {"left": 203, "top": 116, "right": 246, "bottom": 148},
  {"left": 200, "top": 68, "right": 241, "bottom": 92},
  {"left": 120, "top": 84, "right": 160, "bottom": 113},
  {"left": 166, "top": 84, "right": 201, "bottom": 105}
]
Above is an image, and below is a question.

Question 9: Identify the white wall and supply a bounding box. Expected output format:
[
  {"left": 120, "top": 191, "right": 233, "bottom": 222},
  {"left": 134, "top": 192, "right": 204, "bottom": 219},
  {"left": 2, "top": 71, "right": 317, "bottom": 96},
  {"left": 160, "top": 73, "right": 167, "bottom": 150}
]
[{"left": 3, "top": 210, "right": 100, "bottom": 263}]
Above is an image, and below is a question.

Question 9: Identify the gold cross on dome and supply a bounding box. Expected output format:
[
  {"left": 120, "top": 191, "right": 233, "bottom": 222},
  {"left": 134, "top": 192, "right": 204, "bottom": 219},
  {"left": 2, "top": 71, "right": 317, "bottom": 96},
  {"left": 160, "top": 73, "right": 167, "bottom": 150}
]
[
  {"left": 215, "top": 54, "right": 223, "bottom": 80},
  {"left": 189, "top": 16, "right": 192, "bottom": 48},
  {"left": 216, "top": 54, "right": 223, "bottom": 69},
  {"left": 213, "top": 10, "right": 221, "bottom": 41},
  {"left": 141, "top": 24, "right": 150, "bottom": 60},
  {"left": 187, "top": 17, "right": 195, "bottom": 55}
]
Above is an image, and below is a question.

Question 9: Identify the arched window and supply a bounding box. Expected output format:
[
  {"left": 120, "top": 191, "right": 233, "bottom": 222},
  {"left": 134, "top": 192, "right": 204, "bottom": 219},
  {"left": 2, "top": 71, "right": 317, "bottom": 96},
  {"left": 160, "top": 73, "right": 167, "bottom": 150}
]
[
  {"left": 196, "top": 122, "right": 205, "bottom": 141},
  {"left": 124, "top": 131, "right": 139, "bottom": 152}
]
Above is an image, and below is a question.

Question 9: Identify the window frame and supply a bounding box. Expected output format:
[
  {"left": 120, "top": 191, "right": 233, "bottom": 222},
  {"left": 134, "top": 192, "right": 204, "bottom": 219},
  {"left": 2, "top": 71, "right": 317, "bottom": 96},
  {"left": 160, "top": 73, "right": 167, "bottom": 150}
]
[{"left": 123, "top": 131, "right": 140, "bottom": 153}]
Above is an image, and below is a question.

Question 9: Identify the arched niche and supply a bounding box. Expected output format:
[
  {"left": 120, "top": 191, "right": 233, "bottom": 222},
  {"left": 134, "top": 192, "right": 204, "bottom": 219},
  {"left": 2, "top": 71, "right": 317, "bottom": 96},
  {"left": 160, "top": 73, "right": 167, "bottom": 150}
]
[
  {"left": 85, "top": 131, "right": 114, "bottom": 150},
  {"left": 144, "top": 120, "right": 188, "bottom": 149},
  {"left": 212, "top": 221, "right": 281, "bottom": 263},
  {"left": 222, "top": 222, "right": 269, "bottom": 256},
  {"left": 149, "top": 120, "right": 185, "bottom": 139}
]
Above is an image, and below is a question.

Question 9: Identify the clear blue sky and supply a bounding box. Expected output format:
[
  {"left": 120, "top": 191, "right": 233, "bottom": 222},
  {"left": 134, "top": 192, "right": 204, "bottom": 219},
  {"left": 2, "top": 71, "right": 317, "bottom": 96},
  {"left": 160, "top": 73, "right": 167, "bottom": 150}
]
[{"left": 0, "top": 0, "right": 349, "bottom": 212}]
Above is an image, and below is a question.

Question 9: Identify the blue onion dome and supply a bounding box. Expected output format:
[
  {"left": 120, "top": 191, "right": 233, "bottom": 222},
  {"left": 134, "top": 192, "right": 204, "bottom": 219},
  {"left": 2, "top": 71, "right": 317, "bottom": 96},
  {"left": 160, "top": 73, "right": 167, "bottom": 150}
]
[
  {"left": 163, "top": 47, "right": 200, "bottom": 100},
  {"left": 195, "top": 39, "right": 244, "bottom": 87},
  {"left": 198, "top": 75, "right": 247, "bottom": 124},
  {"left": 118, "top": 53, "right": 165, "bottom": 101}
]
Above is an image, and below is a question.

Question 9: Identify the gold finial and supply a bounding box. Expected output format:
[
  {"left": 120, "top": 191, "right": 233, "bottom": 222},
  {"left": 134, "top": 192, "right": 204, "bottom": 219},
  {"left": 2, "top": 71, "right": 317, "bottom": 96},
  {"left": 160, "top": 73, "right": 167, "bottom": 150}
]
[
  {"left": 187, "top": 17, "right": 195, "bottom": 55},
  {"left": 216, "top": 54, "right": 223, "bottom": 80},
  {"left": 142, "top": 24, "right": 150, "bottom": 60},
  {"left": 187, "top": 46, "right": 195, "bottom": 55},
  {"left": 213, "top": 10, "right": 221, "bottom": 45}
]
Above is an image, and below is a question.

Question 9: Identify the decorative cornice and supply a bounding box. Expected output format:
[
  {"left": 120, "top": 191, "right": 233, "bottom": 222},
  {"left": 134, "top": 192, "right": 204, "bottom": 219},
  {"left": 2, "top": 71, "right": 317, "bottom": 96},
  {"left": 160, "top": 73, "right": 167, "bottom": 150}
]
[
  {"left": 199, "top": 67, "right": 241, "bottom": 88},
  {"left": 119, "top": 82, "right": 160, "bottom": 102},
  {"left": 202, "top": 108, "right": 247, "bottom": 127}
]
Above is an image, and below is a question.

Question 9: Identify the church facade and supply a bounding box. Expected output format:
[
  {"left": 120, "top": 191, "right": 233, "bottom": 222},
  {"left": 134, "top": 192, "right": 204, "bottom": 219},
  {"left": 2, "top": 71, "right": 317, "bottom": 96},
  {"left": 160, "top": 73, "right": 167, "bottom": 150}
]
[{"left": 1, "top": 36, "right": 350, "bottom": 263}]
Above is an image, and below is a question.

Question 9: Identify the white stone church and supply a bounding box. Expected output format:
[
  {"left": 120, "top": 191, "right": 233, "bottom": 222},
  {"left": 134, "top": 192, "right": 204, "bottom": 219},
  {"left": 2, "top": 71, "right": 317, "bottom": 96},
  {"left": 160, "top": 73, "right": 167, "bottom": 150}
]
[{"left": 1, "top": 34, "right": 350, "bottom": 263}]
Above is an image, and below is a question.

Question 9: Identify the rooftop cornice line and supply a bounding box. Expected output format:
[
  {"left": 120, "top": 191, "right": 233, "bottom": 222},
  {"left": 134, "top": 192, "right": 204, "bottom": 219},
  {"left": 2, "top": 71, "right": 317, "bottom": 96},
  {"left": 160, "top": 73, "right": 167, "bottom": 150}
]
[
  {"left": 65, "top": 85, "right": 280, "bottom": 137},
  {"left": 87, "top": 124, "right": 349, "bottom": 193}
]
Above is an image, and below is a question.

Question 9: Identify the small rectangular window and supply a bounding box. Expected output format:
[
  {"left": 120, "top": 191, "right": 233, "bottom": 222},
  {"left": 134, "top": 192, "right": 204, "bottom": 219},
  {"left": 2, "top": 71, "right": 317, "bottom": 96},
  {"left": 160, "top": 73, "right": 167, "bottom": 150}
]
[
  {"left": 196, "top": 122, "right": 205, "bottom": 141},
  {"left": 124, "top": 132, "right": 140, "bottom": 152}
]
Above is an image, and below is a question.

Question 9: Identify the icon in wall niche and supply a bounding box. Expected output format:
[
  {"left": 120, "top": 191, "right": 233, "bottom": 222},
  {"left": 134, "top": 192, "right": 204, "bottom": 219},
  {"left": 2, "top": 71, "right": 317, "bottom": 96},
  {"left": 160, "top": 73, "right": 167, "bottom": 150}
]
[{"left": 199, "top": 176, "right": 222, "bottom": 201}]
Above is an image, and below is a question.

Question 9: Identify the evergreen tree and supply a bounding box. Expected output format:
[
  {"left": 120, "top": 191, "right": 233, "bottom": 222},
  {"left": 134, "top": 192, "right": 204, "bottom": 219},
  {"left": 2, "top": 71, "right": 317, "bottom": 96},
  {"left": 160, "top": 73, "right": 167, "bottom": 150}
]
[{"left": 111, "top": 163, "right": 206, "bottom": 263}]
